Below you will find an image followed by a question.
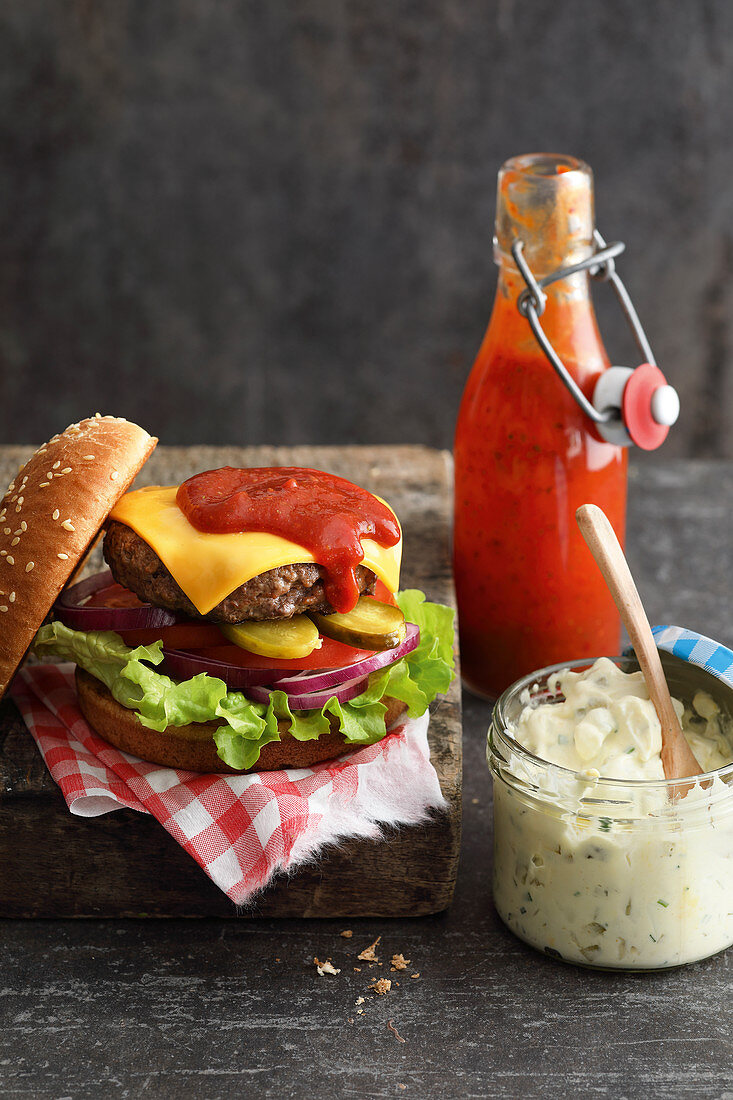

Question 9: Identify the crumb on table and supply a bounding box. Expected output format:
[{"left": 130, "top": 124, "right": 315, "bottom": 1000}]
[{"left": 357, "top": 935, "right": 381, "bottom": 962}]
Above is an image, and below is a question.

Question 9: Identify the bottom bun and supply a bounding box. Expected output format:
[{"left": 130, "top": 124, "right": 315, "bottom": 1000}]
[{"left": 75, "top": 668, "right": 407, "bottom": 773}]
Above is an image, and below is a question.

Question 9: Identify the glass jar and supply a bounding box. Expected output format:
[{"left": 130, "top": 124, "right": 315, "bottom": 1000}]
[{"left": 487, "top": 653, "right": 733, "bottom": 970}]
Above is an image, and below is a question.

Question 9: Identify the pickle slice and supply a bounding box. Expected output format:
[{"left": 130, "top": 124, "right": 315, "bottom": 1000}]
[
  {"left": 221, "top": 615, "right": 321, "bottom": 659},
  {"left": 310, "top": 596, "right": 406, "bottom": 651}
]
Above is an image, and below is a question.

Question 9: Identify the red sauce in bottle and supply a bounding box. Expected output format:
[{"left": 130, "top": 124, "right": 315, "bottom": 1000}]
[
  {"left": 453, "top": 155, "right": 627, "bottom": 697},
  {"left": 177, "top": 467, "right": 400, "bottom": 614}
]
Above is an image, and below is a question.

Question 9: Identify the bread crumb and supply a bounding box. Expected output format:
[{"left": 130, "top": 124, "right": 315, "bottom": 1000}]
[
  {"left": 398, "top": 1085, "right": 407, "bottom": 1091},
  {"left": 353, "top": 967, "right": 361, "bottom": 973},
  {"left": 391, "top": 953, "right": 410, "bottom": 971},
  {"left": 340, "top": 929, "right": 353, "bottom": 938},
  {"left": 410, "top": 972, "right": 420, "bottom": 979},
  {"left": 314, "top": 957, "right": 341, "bottom": 976},
  {"left": 370, "top": 978, "right": 391, "bottom": 995},
  {"left": 358, "top": 936, "right": 381, "bottom": 962},
  {"left": 472, "top": 797, "right": 480, "bottom": 805},
  {"left": 355, "top": 996, "right": 365, "bottom": 1005}
]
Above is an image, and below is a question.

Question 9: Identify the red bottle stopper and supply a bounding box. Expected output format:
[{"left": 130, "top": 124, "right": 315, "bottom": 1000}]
[{"left": 622, "top": 363, "right": 679, "bottom": 450}]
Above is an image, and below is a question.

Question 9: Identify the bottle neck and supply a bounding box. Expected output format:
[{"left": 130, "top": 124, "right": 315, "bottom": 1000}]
[
  {"left": 485, "top": 154, "right": 609, "bottom": 376},
  {"left": 486, "top": 255, "right": 608, "bottom": 377},
  {"left": 495, "top": 255, "right": 592, "bottom": 307}
]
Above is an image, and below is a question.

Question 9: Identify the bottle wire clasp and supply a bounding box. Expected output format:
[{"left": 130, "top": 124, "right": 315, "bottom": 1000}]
[{"left": 511, "top": 230, "right": 679, "bottom": 449}]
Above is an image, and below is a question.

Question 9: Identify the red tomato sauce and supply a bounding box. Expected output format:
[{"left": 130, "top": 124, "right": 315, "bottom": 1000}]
[
  {"left": 454, "top": 271, "right": 627, "bottom": 697},
  {"left": 176, "top": 467, "right": 400, "bottom": 613}
]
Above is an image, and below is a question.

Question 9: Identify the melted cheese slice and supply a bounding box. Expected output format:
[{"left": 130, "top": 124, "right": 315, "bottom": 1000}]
[{"left": 109, "top": 485, "right": 402, "bottom": 615}]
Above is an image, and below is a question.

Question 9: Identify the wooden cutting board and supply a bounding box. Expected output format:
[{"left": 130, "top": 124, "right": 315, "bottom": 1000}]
[{"left": 0, "top": 445, "right": 461, "bottom": 918}]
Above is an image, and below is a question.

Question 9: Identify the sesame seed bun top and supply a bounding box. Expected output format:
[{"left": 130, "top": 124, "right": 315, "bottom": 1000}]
[{"left": 0, "top": 415, "right": 157, "bottom": 697}]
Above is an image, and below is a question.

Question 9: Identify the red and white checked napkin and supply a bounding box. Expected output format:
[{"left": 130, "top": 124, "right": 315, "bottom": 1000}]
[{"left": 10, "top": 663, "right": 445, "bottom": 905}]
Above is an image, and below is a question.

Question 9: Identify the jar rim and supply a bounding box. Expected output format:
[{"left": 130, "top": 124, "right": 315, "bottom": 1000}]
[{"left": 491, "top": 654, "right": 733, "bottom": 790}]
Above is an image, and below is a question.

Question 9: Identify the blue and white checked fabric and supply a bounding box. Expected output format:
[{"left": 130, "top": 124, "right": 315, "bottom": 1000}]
[{"left": 650, "top": 625, "right": 733, "bottom": 691}]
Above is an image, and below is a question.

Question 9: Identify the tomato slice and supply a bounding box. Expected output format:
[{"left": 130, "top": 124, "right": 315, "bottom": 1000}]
[
  {"left": 193, "top": 634, "right": 374, "bottom": 671},
  {"left": 117, "top": 622, "right": 374, "bottom": 666},
  {"left": 116, "top": 622, "right": 227, "bottom": 649},
  {"left": 373, "top": 579, "right": 397, "bottom": 606}
]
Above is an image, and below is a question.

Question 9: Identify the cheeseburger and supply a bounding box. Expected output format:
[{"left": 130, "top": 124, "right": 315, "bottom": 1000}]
[{"left": 3, "top": 416, "right": 454, "bottom": 772}]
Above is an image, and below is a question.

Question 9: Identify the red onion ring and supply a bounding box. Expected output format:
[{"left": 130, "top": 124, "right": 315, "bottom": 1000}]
[
  {"left": 162, "top": 624, "right": 419, "bottom": 701},
  {"left": 55, "top": 569, "right": 180, "bottom": 631},
  {"left": 55, "top": 571, "right": 420, "bottom": 710},
  {"left": 273, "top": 623, "right": 420, "bottom": 695},
  {"left": 246, "top": 673, "right": 371, "bottom": 710},
  {"left": 161, "top": 648, "right": 293, "bottom": 689}
]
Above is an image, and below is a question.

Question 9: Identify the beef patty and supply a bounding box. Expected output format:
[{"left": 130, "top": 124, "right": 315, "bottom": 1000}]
[{"left": 103, "top": 521, "right": 376, "bottom": 623}]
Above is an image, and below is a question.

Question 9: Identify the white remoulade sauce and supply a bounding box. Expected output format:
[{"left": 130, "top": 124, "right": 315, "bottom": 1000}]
[{"left": 489, "top": 657, "right": 733, "bottom": 969}]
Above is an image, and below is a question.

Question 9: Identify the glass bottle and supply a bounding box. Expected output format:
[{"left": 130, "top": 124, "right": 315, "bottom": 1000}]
[{"left": 454, "top": 153, "right": 627, "bottom": 697}]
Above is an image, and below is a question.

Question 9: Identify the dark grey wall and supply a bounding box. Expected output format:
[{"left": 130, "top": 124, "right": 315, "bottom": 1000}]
[{"left": 1, "top": 1, "right": 731, "bottom": 455}]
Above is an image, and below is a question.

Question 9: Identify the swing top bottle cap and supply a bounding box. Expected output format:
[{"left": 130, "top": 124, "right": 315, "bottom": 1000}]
[{"left": 494, "top": 153, "right": 595, "bottom": 273}]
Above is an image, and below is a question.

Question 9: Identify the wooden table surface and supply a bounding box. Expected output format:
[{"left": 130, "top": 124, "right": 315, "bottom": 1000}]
[{"left": 1, "top": 457, "right": 732, "bottom": 1099}]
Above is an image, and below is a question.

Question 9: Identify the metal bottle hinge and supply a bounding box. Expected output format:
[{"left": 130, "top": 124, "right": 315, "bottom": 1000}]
[{"left": 511, "top": 229, "right": 658, "bottom": 429}]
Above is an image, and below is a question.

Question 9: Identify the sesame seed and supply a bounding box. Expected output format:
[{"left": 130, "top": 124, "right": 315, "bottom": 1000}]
[
  {"left": 62, "top": 520, "right": 75, "bottom": 531},
  {"left": 11, "top": 538, "right": 19, "bottom": 547},
  {"left": 15, "top": 505, "right": 21, "bottom": 513},
  {"left": 52, "top": 509, "right": 60, "bottom": 520},
  {"left": 52, "top": 461, "right": 60, "bottom": 470},
  {"left": 10, "top": 495, "right": 17, "bottom": 503},
  {"left": 83, "top": 455, "right": 95, "bottom": 461},
  {"left": 57, "top": 553, "right": 69, "bottom": 560},
  {"left": 39, "top": 482, "right": 50, "bottom": 488},
  {"left": 20, "top": 522, "right": 26, "bottom": 532},
  {"left": 62, "top": 467, "right": 72, "bottom": 474},
  {"left": 9, "top": 592, "right": 15, "bottom": 602},
  {"left": 3, "top": 529, "right": 9, "bottom": 536},
  {"left": 110, "top": 471, "right": 119, "bottom": 481},
  {"left": 0, "top": 607, "right": 8, "bottom": 613},
  {"left": 46, "top": 472, "right": 54, "bottom": 479},
  {"left": 94, "top": 412, "right": 101, "bottom": 418},
  {"left": 6, "top": 556, "right": 14, "bottom": 565},
  {"left": 17, "top": 497, "right": 23, "bottom": 504},
  {"left": 0, "top": 551, "right": 5, "bottom": 557},
  {"left": 13, "top": 529, "right": 21, "bottom": 536},
  {"left": 25, "top": 562, "right": 34, "bottom": 572}
]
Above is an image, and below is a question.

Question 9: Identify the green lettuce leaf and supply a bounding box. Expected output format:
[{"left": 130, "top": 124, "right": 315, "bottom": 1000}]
[{"left": 33, "top": 588, "right": 455, "bottom": 769}]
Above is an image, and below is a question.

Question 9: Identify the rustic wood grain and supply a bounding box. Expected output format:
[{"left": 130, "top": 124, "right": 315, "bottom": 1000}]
[{"left": 0, "top": 445, "right": 461, "bottom": 918}]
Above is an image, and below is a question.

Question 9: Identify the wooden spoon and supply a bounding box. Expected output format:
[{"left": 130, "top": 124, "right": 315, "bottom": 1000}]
[{"left": 576, "top": 503, "right": 701, "bottom": 781}]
